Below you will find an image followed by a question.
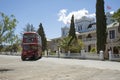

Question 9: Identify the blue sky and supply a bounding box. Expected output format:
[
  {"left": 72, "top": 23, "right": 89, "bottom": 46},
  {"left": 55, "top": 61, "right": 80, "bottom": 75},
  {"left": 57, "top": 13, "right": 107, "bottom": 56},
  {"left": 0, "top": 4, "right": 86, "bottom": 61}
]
[{"left": 0, "top": 0, "right": 120, "bottom": 39}]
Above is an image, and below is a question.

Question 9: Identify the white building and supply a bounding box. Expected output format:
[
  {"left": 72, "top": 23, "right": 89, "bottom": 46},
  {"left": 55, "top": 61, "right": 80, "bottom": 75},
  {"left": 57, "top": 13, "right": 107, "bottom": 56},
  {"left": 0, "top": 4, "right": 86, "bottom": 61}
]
[
  {"left": 106, "top": 12, "right": 115, "bottom": 25},
  {"left": 61, "top": 12, "right": 114, "bottom": 36},
  {"left": 50, "top": 12, "right": 119, "bottom": 54},
  {"left": 61, "top": 26, "right": 69, "bottom": 37},
  {"left": 75, "top": 16, "right": 96, "bottom": 33}
]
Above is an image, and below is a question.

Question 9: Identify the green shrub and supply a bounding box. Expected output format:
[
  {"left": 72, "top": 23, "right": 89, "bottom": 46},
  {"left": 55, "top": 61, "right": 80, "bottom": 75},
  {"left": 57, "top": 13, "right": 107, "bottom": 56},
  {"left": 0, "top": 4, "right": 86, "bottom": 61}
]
[{"left": 90, "top": 47, "right": 97, "bottom": 53}]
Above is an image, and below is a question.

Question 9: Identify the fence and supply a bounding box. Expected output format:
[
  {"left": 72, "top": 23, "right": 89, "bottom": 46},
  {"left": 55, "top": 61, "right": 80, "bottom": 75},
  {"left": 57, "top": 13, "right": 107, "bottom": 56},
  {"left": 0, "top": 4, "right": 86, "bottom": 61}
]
[
  {"left": 44, "top": 50, "right": 104, "bottom": 60},
  {"left": 82, "top": 52, "right": 100, "bottom": 60},
  {"left": 44, "top": 50, "right": 120, "bottom": 61},
  {"left": 1, "top": 51, "right": 120, "bottom": 61},
  {"left": 0, "top": 52, "right": 21, "bottom": 56},
  {"left": 109, "top": 53, "right": 120, "bottom": 61}
]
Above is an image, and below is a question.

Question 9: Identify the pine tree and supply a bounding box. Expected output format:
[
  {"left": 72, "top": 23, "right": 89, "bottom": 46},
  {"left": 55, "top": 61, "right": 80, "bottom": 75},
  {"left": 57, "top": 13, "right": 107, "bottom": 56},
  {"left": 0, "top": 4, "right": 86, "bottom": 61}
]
[
  {"left": 23, "top": 23, "right": 36, "bottom": 32},
  {"left": 37, "top": 23, "right": 47, "bottom": 51},
  {"left": 68, "top": 15, "right": 77, "bottom": 46},
  {"left": 96, "top": 0, "right": 107, "bottom": 53}
]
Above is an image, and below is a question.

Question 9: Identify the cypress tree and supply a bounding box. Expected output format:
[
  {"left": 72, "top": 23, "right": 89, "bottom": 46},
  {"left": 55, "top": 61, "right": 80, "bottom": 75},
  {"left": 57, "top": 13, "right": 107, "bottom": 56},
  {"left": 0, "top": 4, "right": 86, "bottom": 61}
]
[
  {"left": 68, "top": 15, "right": 76, "bottom": 38},
  {"left": 37, "top": 23, "right": 47, "bottom": 51},
  {"left": 68, "top": 15, "right": 77, "bottom": 45},
  {"left": 96, "top": 0, "right": 107, "bottom": 53}
]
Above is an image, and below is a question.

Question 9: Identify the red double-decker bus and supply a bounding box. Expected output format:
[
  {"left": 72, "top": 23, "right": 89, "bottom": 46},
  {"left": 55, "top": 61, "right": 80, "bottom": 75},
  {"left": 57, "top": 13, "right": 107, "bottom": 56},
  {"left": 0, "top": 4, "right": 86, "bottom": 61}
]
[{"left": 21, "top": 32, "right": 42, "bottom": 61}]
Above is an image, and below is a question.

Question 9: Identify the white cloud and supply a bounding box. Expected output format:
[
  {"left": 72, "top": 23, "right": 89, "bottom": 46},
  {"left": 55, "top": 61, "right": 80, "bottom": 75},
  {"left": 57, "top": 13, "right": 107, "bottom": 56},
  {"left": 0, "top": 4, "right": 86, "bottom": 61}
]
[
  {"left": 58, "top": 9, "right": 68, "bottom": 24},
  {"left": 110, "top": 11, "right": 114, "bottom": 14},
  {"left": 58, "top": 9, "right": 95, "bottom": 24}
]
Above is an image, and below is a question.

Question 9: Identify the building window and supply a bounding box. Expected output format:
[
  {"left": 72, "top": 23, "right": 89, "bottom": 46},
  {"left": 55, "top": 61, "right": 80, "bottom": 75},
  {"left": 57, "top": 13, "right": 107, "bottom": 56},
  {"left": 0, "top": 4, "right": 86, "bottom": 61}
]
[
  {"left": 87, "top": 34, "right": 92, "bottom": 38},
  {"left": 78, "top": 24, "right": 82, "bottom": 32},
  {"left": 109, "top": 30, "right": 115, "bottom": 39},
  {"left": 88, "top": 45, "right": 91, "bottom": 52}
]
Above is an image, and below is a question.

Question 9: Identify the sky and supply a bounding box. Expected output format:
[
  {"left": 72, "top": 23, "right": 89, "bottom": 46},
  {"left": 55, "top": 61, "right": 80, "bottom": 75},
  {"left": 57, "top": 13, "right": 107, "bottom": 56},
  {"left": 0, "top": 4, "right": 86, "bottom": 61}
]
[{"left": 0, "top": 0, "right": 120, "bottom": 39}]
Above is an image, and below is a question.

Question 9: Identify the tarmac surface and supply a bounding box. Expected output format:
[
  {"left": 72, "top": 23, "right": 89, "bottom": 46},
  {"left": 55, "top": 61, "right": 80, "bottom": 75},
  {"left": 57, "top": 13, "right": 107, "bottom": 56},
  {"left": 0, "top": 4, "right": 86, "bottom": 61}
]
[{"left": 0, "top": 55, "right": 120, "bottom": 80}]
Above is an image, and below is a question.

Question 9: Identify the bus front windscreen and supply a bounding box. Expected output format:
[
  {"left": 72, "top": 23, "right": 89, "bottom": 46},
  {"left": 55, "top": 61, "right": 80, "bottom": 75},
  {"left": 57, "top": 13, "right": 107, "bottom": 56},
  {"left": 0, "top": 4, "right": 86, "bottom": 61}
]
[
  {"left": 23, "top": 34, "right": 36, "bottom": 38},
  {"left": 23, "top": 34, "right": 36, "bottom": 43}
]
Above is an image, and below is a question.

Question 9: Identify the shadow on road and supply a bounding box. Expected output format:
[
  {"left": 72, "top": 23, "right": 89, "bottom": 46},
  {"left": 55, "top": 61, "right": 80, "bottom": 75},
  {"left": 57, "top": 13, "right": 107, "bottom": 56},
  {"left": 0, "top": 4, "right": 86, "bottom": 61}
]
[{"left": 0, "top": 68, "right": 14, "bottom": 73}]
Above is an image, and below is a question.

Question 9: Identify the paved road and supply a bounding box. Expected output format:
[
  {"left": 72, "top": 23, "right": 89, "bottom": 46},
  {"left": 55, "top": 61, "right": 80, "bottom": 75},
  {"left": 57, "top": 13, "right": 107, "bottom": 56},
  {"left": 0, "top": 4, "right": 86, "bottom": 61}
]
[{"left": 0, "top": 55, "right": 120, "bottom": 80}]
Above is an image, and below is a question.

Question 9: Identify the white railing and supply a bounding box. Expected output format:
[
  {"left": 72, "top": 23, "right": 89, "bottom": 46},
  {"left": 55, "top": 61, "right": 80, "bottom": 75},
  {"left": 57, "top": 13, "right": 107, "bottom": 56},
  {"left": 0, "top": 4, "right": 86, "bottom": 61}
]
[
  {"left": 44, "top": 50, "right": 104, "bottom": 60},
  {"left": 109, "top": 53, "right": 120, "bottom": 61},
  {"left": 1, "top": 51, "right": 120, "bottom": 61},
  {"left": 83, "top": 52, "right": 100, "bottom": 60},
  {"left": 0, "top": 52, "right": 21, "bottom": 56}
]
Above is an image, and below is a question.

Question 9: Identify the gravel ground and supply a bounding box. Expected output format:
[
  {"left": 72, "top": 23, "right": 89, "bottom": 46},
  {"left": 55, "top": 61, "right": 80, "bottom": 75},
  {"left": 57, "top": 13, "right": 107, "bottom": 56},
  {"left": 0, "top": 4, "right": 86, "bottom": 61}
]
[{"left": 0, "top": 55, "right": 120, "bottom": 80}]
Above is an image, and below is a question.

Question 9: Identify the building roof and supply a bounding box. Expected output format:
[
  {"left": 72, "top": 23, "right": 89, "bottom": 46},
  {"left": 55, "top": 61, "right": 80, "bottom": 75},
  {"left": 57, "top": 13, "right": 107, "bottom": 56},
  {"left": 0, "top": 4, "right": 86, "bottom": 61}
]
[
  {"left": 107, "top": 22, "right": 119, "bottom": 28},
  {"left": 78, "top": 30, "right": 96, "bottom": 35}
]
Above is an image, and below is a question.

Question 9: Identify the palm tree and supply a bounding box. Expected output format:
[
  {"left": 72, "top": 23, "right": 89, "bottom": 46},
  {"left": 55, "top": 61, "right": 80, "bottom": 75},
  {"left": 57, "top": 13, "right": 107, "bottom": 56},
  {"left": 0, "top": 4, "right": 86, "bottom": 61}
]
[
  {"left": 60, "top": 36, "right": 84, "bottom": 53},
  {"left": 59, "top": 36, "right": 72, "bottom": 53},
  {"left": 69, "top": 39, "right": 84, "bottom": 53}
]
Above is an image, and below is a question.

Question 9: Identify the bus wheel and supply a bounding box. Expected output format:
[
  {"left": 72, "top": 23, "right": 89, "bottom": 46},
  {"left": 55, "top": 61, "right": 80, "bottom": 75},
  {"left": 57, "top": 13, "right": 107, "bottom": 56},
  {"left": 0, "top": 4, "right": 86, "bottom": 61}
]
[
  {"left": 33, "top": 54, "right": 38, "bottom": 60},
  {"left": 39, "top": 54, "right": 42, "bottom": 59},
  {"left": 21, "top": 56, "right": 26, "bottom": 61}
]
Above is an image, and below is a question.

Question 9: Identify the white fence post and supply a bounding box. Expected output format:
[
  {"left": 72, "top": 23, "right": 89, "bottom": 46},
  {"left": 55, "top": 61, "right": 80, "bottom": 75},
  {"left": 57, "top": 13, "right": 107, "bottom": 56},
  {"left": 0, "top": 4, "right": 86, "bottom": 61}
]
[
  {"left": 81, "top": 50, "right": 85, "bottom": 59},
  {"left": 68, "top": 51, "right": 70, "bottom": 57},
  {"left": 44, "top": 50, "right": 47, "bottom": 56},
  {"left": 109, "top": 52, "right": 112, "bottom": 61},
  {"left": 99, "top": 50, "right": 104, "bottom": 60},
  {"left": 55, "top": 51, "right": 58, "bottom": 56}
]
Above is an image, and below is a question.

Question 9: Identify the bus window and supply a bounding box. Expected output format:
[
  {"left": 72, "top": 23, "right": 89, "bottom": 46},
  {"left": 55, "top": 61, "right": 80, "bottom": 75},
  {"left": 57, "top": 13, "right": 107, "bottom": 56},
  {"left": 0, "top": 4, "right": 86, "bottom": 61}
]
[
  {"left": 23, "top": 45, "right": 38, "bottom": 50},
  {"left": 25, "top": 38, "right": 34, "bottom": 43},
  {"left": 23, "top": 45, "right": 30, "bottom": 50},
  {"left": 23, "top": 33, "right": 37, "bottom": 43},
  {"left": 31, "top": 45, "right": 38, "bottom": 50},
  {"left": 23, "top": 34, "right": 36, "bottom": 38}
]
